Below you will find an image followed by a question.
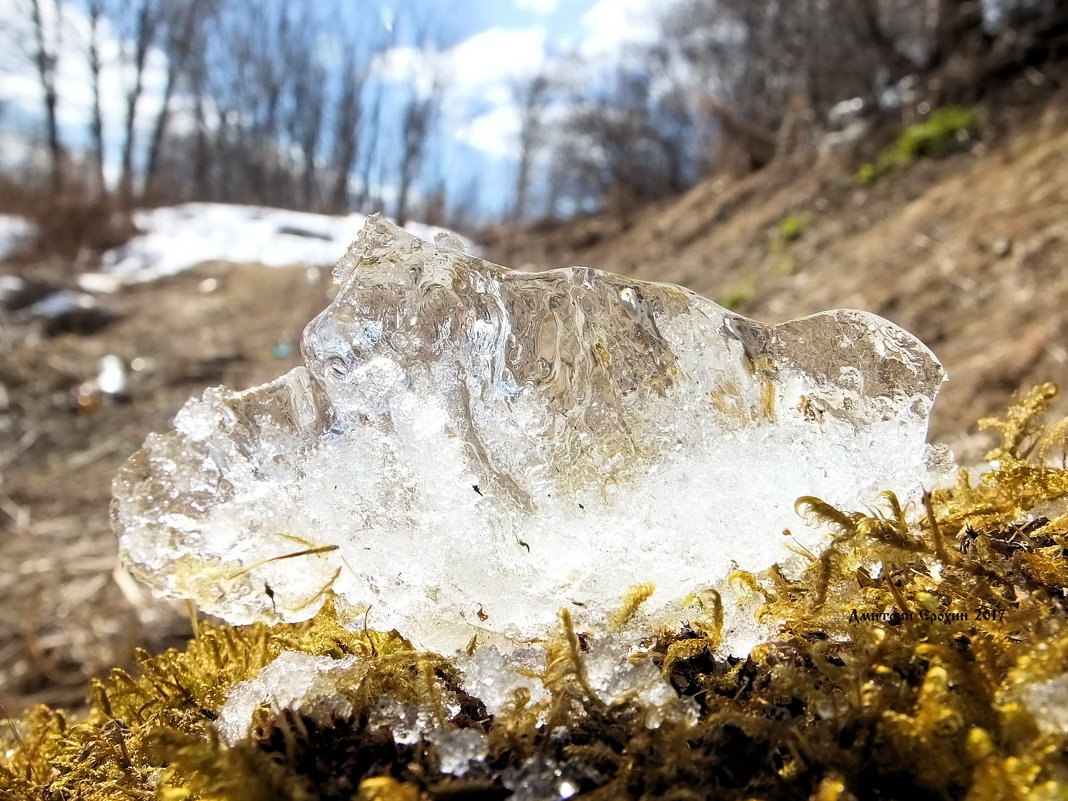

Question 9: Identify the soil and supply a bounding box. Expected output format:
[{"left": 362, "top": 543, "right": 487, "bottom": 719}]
[{"left": 2, "top": 77, "right": 1067, "bottom": 713}]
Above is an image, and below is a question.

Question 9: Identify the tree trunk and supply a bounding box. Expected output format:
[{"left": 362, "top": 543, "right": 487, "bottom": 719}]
[
  {"left": 87, "top": 2, "right": 107, "bottom": 198},
  {"left": 926, "top": 0, "right": 988, "bottom": 101},
  {"left": 513, "top": 74, "right": 548, "bottom": 223},
  {"left": 356, "top": 79, "right": 383, "bottom": 211},
  {"left": 329, "top": 53, "right": 361, "bottom": 214},
  {"left": 119, "top": 1, "right": 157, "bottom": 207},
  {"left": 145, "top": 0, "right": 207, "bottom": 201},
  {"left": 30, "top": 0, "right": 64, "bottom": 195},
  {"left": 395, "top": 90, "right": 437, "bottom": 226},
  {"left": 854, "top": 0, "right": 922, "bottom": 80}
]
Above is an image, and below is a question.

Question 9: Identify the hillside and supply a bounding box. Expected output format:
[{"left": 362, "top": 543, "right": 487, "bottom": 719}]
[
  {"left": 2, "top": 83, "right": 1067, "bottom": 715},
  {"left": 488, "top": 84, "right": 1068, "bottom": 460}
]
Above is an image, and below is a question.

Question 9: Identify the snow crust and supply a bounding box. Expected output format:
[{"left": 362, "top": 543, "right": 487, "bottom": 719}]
[
  {"left": 0, "top": 215, "right": 34, "bottom": 260},
  {"left": 215, "top": 650, "right": 359, "bottom": 745},
  {"left": 100, "top": 202, "right": 466, "bottom": 281}
]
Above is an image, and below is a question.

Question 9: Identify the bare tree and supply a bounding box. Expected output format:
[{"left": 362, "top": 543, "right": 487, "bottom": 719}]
[
  {"left": 926, "top": 0, "right": 1068, "bottom": 101},
  {"left": 86, "top": 0, "right": 107, "bottom": 198},
  {"left": 202, "top": 0, "right": 292, "bottom": 205},
  {"left": 28, "top": 0, "right": 65, "bottom": 194},
  {"left": 144, "top": 0, "right": 214, "bottom": 200},
  {"left": 284, "top": 7, "right": 328, "bottom": 211},
  {"left": 512, "top": 72, "right": 549, "bottom": 222},
  {"left": 545, "top": 59, "right": 695, "bottom": 221},
  {"left": 117, "top": 0, "right": 162, "bottom": 206},
  {"left": 355, "top": 74, "right": 385, "bottom": 211},
  {"left": 395, "top": 77, "right": 442, "bottom": 226},
  {"left": 329, "top": 46, "right": 364, "bottom": 213},
  {"left": 355, "top": 15, "right": 398, "bottom": 212}
]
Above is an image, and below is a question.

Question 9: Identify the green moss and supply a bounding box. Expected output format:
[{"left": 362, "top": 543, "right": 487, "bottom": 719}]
[
  {"left": 777, "top": 211, "right": 816, "bottom": 244},
  {"left": 856, "top": 106, "right": 980, "bottom": 185},
  {"left": 717, "top": 278, "right": 758, "bottom": 310},
  {"left": 772, "top": 257, "right": 798, "bottom": 277},
  {"left": 768, "top": 212, "right": 816, "bottom": 268},
  {"left": 4, "top": 385, "right": 1068, "bottom": 800}
]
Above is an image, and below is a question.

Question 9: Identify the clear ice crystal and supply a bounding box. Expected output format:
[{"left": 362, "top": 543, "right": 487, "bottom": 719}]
[
  {"left": 1021, "top": 674, "right": 1068, "bottom": 734},
  {"left": 112, "top": 215, "right": 945, "bottom": 654},
  {"left": 215, "top": 651, "right": 359, "bottom": 745},
  {"left": 502, "top": 758, "right": 584, "bottom": 801},
  {"left": 430, "top": 728, "right": 490, "bottom": 776},
  {"left": 582, "top": 633, "right": 698, "bottom": 728},
  {"left": 455, "top": 643, "right": 549, "bottom": 717}
]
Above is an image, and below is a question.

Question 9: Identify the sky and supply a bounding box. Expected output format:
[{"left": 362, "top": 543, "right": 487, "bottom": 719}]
[
  {"left": 421, "top": 0, "right": 660, "bottom": 154},
  {"left": 0, "top": 0, "right": 666, "bottom": 219},
  {"left": 325, "top": 0, "right": 667, "bottom": 216}
]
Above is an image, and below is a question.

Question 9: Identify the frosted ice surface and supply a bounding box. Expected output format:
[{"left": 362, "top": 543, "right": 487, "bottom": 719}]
[
  {"left": 1021, "top": 674, "right": 1068, "bottom": 734},
  {"left": 113, "top": 215, "right": 945, "bottom": 655},
  {"left": 215, "top": 651, "right": 359, "bottom": 745},
  {"left": 455, "top": 643, "right": 548, "bottom": 716},
  {"left": 430, "top": 728, "right": 490, "bottom": 776}
]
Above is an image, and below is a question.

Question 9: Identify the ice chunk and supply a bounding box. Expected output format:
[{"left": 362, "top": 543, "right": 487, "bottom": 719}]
[
  {"left": 215, "top": 651, "right": 359, "bottom": 745},
  {"left": 583, "top": 633, "right": 698, "bottom": 728},
  {"left": 502, "top": 758, "right": 583, "bottom": 801},
  {"left": 113, "top": 215, "right": 945, "bottom": 655},
  {"left": 1021, "top": 674, "right": 1068, "bottom": 734},
  {"left": 430, "top": 728, "right": 490, "bottom": 776},
  {"left": 456, "top": 643, "right": 548, "bottom": 717},
  {"left": 367, "top": 698, "right": 436, "bottom": 745}
]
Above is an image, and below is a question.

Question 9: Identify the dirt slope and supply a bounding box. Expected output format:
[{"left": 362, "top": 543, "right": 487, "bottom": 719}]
[{"left": 491, "top": 88, "right": 1068, "bottom": 459}]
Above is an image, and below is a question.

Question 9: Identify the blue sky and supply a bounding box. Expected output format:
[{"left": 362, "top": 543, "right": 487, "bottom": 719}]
[{"left": 372, "top": 0, "right": 663, "bottom": 215}]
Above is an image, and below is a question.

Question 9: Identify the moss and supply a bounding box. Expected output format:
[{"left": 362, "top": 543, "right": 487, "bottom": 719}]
[
  {"left": 856, "top": 107, "right": 980, "bottom": 185},
  {"left": 767, "top": 213, "right": 815, "bottom": 275},
  {"left": 772, "top": 257, "right": 798, "bottom": 277},
  {"left": 4, "top": 385, "right": 1068, "bottom": 800},
  {"left": 717, "top": 278, "right": 758, "bottom": 310},
  {"left": 777, "top": 211, "right": 817, "bottom": 245}
]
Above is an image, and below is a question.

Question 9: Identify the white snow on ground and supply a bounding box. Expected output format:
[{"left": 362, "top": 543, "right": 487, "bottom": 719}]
[
  {"left": 101, "top": 203, "right": 469, "bottom": 282},
  {"left": 0, "top": 215, "right": 35, "bottom": 261}
]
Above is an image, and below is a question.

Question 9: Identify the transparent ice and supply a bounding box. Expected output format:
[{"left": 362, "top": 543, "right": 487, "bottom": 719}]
[
  {"left": 215, "top": 650, "right": 359, "bottom": 745},
  {"left": 1021, "top": 673, "right": 1068, "bottom": 734},
  {"left": 113, "top": 215, "right": 945, "bottom": 655},
  {"left": 430, "top": 728, "right": 490, "bottom": 776},
  {"left": 455, "top": 643, "right": 549, "bottom": 717}
]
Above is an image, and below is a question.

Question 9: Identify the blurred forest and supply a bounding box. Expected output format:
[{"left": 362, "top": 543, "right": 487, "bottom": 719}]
[
  {"left": 1, "top": 0, "right": 1065, "bottom": 238},
  {"left": 2, "top": 0, "right": 453, "bottom": 229}
]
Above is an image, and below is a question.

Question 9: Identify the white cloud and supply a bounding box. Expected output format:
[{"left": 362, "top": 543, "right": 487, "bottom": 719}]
[
  {"left": 579, "top": 0, "right": 662, "bottom": 60},
  {"left": 445, "top": 27, "right": 548, "bottom": 160},
  {"left": 376, "top": 27, "right": 547, "bottom": 97},
  {"left": 374, "top": 1, "right": 673, "bottom": 164},
  {"left": 514, "top": 0, "right": 559, "bottom": 15},
  {"left": 457, "top": 105, "right": 522, "bottom": 160},
  {"left": 372, "top": 45, "right": 437, "bottom": 95},
  {"left": 375, "top": 26, "right": 548, "bottom": 160},
  {"left": 450, "top": 27, "right": 548, "bottom": 90}
]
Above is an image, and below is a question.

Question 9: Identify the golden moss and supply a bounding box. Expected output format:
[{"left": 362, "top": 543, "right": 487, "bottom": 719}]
[
  {"left": 1, "top": 604, "right": 411, "bottom": 800},
  {"left": 4, "top": 386, "right": 1068, "bottom": 800}
]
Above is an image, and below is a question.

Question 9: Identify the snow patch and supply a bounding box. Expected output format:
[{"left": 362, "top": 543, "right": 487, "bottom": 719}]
[
  {"left": 0, "top": 216, "right": 35, "bottom": 261},
  {"left": 101, "top": 202, "right": 466, "bottom": 282}
]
